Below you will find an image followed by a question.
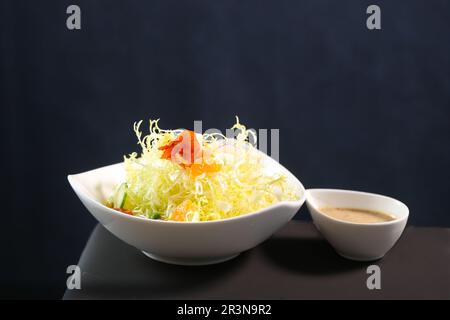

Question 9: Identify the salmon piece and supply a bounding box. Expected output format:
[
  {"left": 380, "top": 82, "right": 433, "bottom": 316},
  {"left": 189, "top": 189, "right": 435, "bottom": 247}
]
[
  {"left": 188, "top": 163, "right": 222, "bottom": 178},
  {"left": 170, "top": 199, "right": 196, "bottom": 222},
  {"left": 158, "top": 130, "right": 201, "bottom": 164},
  {"left": 113, "top": 208, "right": 134, "bottom": 215},
  {"left": 159, "top": 130, "right": 221, "bottom": 177}
]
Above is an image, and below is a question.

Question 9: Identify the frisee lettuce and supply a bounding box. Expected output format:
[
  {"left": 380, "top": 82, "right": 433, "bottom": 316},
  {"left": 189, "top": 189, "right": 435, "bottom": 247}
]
[{"left": 109, "top": 117, "right": 300, "bottom": 222}]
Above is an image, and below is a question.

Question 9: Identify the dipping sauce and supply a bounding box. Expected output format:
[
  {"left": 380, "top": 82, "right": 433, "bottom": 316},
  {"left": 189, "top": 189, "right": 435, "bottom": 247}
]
[{"left": 319, "top": 207, "right": 396, "bottom": 224}]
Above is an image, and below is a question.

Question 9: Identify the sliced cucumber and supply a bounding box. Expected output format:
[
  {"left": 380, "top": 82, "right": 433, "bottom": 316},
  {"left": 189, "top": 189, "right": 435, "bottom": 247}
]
[{"left": 113, "top": 183, "right": 127, "bottom": 208}]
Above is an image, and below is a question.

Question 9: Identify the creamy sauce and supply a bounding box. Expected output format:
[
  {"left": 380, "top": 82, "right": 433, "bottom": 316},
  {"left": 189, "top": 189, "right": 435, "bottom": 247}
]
[{"left": 319, "top": 207, "right": 396, "bottom": 224}]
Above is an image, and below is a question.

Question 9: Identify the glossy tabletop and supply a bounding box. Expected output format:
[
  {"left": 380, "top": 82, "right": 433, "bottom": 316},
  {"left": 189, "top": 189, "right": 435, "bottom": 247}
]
[{"left": 63, "top": 221, "right": 450, "bottom": 299}]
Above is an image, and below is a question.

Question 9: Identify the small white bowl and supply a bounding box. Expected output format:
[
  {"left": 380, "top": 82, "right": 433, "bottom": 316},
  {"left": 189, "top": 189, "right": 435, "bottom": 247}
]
[
  {"left": 68, "top": 160, "right": 305, "bottom": 266},
  {"left": 306, "top": 189, "right": 409, "bottom": 261}
]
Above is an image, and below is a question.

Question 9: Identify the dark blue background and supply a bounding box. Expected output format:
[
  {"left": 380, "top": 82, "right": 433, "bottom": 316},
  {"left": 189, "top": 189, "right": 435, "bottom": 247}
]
[{"left": 1, "top": 0, "right": 449, "bottom": 298}]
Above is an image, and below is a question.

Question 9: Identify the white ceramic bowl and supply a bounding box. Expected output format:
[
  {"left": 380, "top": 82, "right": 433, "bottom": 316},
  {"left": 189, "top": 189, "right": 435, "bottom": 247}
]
[
  {"left": 306, "top": 189, "right": 409, "bottom": 261},
  {"left": 68, "top": 160, "right": 305, "bottom": 266}
]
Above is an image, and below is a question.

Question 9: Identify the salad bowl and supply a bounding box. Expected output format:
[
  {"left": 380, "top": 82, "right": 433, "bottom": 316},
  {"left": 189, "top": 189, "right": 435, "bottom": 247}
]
[{"left": 68, "top": 159, "right": 306, "bottom": 265}]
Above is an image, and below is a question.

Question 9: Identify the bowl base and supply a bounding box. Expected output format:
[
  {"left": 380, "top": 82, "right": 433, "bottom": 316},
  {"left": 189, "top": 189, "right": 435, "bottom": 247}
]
[
  {"left": 141, "top": 251, "right": 240, "bottom": 266},
  {"left": 336, "top": 251, "right": 384, "bottom": 261}
]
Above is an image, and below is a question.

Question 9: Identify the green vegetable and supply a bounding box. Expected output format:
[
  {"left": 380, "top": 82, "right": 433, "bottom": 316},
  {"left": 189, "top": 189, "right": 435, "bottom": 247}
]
[
  {"left": 113, "top": 183, "right": 127, "bottom": 208},
  {"left": 149, "top": 212, "right": 161, "bottom": 220}
]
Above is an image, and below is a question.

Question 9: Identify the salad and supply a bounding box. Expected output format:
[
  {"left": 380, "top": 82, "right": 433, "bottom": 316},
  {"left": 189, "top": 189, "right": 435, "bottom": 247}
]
[{"left": 107, "top": 117, "right": 300, "bottom": 222}]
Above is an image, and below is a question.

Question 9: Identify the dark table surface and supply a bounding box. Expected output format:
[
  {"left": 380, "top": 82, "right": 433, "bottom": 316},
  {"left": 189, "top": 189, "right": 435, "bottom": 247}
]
[{"left": 63, "top": 221, "right": 450, "bottom": 300}]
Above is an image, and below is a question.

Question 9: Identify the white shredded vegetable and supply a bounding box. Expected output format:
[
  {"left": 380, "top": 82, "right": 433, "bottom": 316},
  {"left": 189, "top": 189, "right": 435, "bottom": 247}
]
[{"left": 108, "top": 117, "right": 300, "bottom": 222}]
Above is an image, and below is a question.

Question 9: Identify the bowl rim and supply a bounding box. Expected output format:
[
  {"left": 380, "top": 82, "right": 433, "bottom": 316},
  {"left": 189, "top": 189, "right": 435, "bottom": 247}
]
[
  {"left": 68, "top": 161, "right": 306, "bottom": 226},
  {"left": 305, "top": 188, "right": 409, "bottom": 227}
]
